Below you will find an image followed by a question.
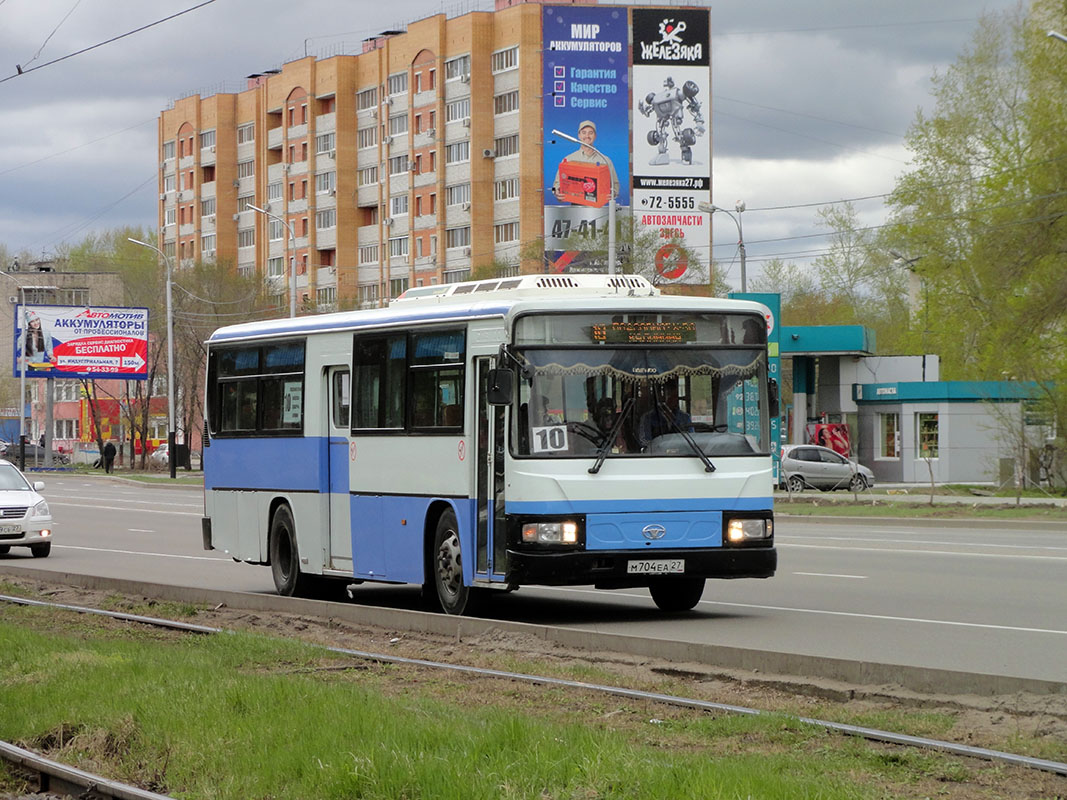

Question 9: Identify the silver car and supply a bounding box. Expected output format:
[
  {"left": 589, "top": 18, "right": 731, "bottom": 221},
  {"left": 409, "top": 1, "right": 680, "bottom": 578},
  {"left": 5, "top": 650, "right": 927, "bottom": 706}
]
[
  {"left": 779, "top": 444, "right": 875, "bottom": 492},
  {"left": 0, "top": 459, "right": 54, "bottom": 557}
]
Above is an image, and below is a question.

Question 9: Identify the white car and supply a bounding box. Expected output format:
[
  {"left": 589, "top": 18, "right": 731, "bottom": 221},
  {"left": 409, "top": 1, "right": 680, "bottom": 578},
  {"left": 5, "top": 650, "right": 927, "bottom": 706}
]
[
  {"left": 0, "top": 459, "right": 54, "bottom": 558},
  {"left": 779, "top": 444, "right": 875, "bottom": 493}
]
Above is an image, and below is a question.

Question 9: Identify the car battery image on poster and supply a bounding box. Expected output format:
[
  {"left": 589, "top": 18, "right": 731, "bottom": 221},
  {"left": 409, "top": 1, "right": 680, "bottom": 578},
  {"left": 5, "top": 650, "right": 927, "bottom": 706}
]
[
  {"left": 12, "top": 305, "right": 149, "bottom": 380},
  {"left": 631, "top": 8, "right": 711, "bottom": 284},
  {"left": 542, "top": 5, "right": 630, "bottom": 272}
]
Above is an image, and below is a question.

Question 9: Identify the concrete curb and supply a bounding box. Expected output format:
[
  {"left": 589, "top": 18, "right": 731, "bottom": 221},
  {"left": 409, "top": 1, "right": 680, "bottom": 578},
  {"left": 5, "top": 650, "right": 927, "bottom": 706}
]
[{"left": 2, "top": 565, "right": 1062, "bottom": 699}]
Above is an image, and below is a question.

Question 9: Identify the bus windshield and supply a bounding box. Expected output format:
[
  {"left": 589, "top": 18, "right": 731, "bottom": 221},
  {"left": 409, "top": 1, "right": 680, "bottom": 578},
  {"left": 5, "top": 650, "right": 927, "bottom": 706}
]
[{"left": 512, "top": 312, "right": 770, "bottom": 461}]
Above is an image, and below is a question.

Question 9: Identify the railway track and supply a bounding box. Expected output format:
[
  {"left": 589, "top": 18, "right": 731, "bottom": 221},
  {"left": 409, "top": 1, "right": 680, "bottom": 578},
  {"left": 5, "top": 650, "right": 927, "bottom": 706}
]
[{"left": 2, "top": 590, "right": 1065, "bottom": 799}]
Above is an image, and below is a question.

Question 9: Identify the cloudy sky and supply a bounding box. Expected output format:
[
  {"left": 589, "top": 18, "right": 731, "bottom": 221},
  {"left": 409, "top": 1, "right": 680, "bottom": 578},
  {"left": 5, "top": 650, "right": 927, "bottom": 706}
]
[{"left": 0, "top": 0, "right": 1019, "bottom": 287}]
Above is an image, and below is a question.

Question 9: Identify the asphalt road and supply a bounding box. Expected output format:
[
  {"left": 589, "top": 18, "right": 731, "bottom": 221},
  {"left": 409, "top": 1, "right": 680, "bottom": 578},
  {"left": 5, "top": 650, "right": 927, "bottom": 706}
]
[{"left": 5, "top": 475, "right": 1065, "bottom": 684}]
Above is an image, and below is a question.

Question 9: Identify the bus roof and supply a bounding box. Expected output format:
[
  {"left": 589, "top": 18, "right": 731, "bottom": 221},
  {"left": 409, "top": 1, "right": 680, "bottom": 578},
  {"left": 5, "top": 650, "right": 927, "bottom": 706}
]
[{"left": 207, "top": 274, "right": 768, "bottom": 344}]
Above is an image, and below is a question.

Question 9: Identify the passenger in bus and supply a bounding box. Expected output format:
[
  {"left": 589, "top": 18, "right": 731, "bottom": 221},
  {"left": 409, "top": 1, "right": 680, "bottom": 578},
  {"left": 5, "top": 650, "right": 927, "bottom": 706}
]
[
  {"left": 638, "top": 380, "right": 692, "bottom": 448},
  {"left": 594, "top": 398, "right": 629, "bottom": 453}
]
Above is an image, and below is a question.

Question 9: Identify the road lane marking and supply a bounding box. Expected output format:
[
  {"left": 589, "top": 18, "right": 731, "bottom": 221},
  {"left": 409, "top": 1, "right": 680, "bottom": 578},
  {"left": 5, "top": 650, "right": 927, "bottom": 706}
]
[
  {"left": 794, "top": 571, "right": 866, "bottom": 579},
  {"left": 49, "top": 502, "right": 201, "bottom": 517},
  {"left": 128, "top": 529, "right": 155, "bottom": 533},
  {"left": 54, "top": 545, "right": 225, "bottom": 561},
  {"left": 780, "top": 543, "right": 1067, "bottom": 561},
  {"left": 543, "top": 587, "right": 1067, "bottom": 635},
  {"left": 53, "top": 495, "right": 200, "bottom": 509},
  {"left": 783, "top": 535, "right": 1067, "bottom": 553}
]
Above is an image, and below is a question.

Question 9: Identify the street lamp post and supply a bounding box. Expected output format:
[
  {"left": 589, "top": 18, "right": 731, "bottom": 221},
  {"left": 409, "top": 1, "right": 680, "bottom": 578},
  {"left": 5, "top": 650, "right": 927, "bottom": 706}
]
[
  {"left": 128, "top": 238, "right": 177, "bottom": 479},
  {"left": 698, "top": 201, "right": 747, "bottom": 293},
  {"left": 550, "top": 129, "right": 616, "bottom": 275},
  {"left": 1, "top": 270, "right": 27, "bottom": 469},
  {"left": 248, "top": 204, "right": 298, "bottom": 317}
]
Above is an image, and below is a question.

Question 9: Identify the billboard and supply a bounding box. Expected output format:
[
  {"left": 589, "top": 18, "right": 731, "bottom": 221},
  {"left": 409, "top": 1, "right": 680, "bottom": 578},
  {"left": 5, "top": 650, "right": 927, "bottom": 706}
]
[
  {"left": 631, "top": 8, "right": 711, "bottom": 284},
  {"left": 13, "top": 305, "right": 150, "bottom": 380},
  {"left": 542, "top": 5, "right": 631, "bottom": 272}
]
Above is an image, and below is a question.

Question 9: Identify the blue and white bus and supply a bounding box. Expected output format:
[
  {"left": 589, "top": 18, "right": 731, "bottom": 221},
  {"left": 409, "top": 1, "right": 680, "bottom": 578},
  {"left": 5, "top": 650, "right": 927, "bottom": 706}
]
[{"left": 201, "top": 274, "right": 777, "bottom": 614}]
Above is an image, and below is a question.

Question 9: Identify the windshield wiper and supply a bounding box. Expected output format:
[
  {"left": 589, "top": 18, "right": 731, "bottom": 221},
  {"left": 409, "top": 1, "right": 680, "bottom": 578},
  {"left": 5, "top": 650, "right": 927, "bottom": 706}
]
[
  {"left": 588, "top": 397, "right": 634, "bottom": 475},
  {"left": 655, "top": 396, "right": 716, "bottom": 473}
]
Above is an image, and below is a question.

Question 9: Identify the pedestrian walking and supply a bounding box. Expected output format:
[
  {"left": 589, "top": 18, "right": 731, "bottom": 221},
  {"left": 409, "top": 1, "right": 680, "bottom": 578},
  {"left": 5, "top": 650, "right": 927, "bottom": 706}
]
[{"left": 102, "top": 441, "right": 117, "bottom": 474}]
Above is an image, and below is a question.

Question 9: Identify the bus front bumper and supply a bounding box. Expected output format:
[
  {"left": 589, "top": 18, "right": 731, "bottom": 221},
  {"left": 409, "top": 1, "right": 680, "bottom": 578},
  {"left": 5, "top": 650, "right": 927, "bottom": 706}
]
[{"left": 505, "top": 545, "right": 776, "bottom": 588}]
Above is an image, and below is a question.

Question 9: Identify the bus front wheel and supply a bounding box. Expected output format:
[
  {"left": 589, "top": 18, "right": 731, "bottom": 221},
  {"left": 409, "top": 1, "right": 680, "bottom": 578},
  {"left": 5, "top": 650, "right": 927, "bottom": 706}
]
[
  {"left": 270, "top": 504, "right": 310, "bottom": 597},
  {"left": 649, "top": 577, "right": 706, "bottom": 612},
  {"left": 431, "top": 509, "right": 479, "bottom": 615}
]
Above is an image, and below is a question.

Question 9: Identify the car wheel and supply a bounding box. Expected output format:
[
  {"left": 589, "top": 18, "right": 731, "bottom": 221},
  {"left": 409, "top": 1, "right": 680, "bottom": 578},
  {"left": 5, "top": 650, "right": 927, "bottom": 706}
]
[
  {"left": 649, "top": 578, "right": 705, "bottom": 612},
  {"left": 786, "top": 474, "right": 805, "bottom": 493},
  {"left": 30, "top": 542, "right": 50, "bottom": 558},
  {"left": 849, "top": 474, "right": 868, "bottom": 492},
  {"left": 430, "top": 508, "right": 480, "bottom": 616},
  {"left": 0, "top": 545, "right": 9, "bottom": 555}
]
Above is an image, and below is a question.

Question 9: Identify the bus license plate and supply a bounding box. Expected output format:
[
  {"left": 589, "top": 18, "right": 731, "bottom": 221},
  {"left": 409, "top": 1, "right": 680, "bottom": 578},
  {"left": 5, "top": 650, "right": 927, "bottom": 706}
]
[{"left": 627, "top": 559, "right": 684, "bottom": 575}]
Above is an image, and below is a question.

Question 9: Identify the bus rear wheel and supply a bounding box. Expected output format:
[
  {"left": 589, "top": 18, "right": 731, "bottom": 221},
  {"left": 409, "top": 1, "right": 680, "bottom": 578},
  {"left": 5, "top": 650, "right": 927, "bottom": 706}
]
[
  {"left": 270, "top": 504, "right": 312, "bottom": 598},
  {"left": 649, "top": 577, "right": 705, "bottom": 612},
  {"left": 432, "top": 509, "right": 479, "bottom": 615}
]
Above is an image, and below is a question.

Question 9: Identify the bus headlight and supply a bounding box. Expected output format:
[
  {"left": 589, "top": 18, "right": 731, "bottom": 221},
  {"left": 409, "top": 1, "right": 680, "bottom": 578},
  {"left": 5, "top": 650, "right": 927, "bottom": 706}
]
[
  {"left": 521, "top": 521, "right": 579, "bottom": 545},
  {"left": 727, "top": 518, "right": 772, "bottom": 542}
]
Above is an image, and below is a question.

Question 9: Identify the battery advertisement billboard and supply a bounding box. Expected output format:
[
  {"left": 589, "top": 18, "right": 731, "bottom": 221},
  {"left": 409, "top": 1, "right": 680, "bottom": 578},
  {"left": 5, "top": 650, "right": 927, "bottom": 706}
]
[
  {"left": 12, "top": 305, "right": 150, "bottom": 380},
  {"left": 542, "top": 5, "right": 631, "bottom": 273}
]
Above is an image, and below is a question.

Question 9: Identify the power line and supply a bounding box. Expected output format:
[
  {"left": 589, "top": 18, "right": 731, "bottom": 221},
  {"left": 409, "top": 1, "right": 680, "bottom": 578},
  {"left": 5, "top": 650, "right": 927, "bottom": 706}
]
[
  {"left": 2, "top": 0, "right": 219, "bottom": 85},
  {"left": 22, "top": 0, "right": 84, "bottom": 69}
]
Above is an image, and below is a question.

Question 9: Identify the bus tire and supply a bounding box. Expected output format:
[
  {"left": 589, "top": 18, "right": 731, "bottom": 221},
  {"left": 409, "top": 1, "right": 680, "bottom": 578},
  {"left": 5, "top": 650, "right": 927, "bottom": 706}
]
[
  {"left": 270, "top": 504, "right": 309, "bottom": 598},
  {"left": 431, "top": 508, "right": 479, "bottom": 615},
  {"left": 649, "top": 577, "right": 705, "bottom": 612}
]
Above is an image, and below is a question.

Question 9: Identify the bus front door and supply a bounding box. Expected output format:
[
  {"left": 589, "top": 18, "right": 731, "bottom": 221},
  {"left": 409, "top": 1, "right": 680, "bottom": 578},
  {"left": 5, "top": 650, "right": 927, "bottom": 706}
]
[
  {"left": 327, "top": 367, "right": 353, "bottom": 573},
  {"left": 475, "top": 357, "right": 507, "bottom": 579}
]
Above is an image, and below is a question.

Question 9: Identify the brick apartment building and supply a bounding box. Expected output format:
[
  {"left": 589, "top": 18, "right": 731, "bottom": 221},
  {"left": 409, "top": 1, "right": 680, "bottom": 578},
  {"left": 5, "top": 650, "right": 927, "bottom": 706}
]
[{"left": 157, "top": 1, "right": 557, "bottom": 312}]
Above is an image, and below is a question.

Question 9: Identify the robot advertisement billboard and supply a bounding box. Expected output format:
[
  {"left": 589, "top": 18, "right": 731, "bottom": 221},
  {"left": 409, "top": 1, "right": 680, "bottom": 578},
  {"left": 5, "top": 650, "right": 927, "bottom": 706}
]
[
  {"left": 542, "top": 5, "right": 630, "bottom": 272},
  {"left": 631, "top": 8, "right": 711, "bottom": 284}
]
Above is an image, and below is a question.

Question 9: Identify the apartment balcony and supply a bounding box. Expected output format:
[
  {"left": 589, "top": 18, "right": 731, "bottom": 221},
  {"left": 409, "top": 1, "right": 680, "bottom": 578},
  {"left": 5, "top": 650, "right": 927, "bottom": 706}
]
[{"left": 267, "top": 126, "right": 283, "bottom": 150}]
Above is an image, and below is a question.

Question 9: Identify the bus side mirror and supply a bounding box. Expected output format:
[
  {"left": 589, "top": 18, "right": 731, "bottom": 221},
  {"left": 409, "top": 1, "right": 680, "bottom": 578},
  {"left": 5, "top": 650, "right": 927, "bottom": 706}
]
[
  {"left": 768, "top": 378, "right": 780, "bottom": 419},
  {"left": 487, "top": 368, "right": 514, "bottom": 405}
]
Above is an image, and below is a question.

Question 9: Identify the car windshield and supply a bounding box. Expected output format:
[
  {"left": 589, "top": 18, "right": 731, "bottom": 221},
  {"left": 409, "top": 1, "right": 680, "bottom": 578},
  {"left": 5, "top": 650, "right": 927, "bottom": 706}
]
[
  {"left": 512, "top": 346, "right": 768, "bottom": 460},
  {"left": 0, "top": 464, "right": 32, "bottom": 491}
]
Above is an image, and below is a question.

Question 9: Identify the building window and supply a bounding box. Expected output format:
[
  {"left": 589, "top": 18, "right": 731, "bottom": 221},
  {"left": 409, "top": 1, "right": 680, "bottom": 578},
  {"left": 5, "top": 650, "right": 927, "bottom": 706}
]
[
  {"left": 200, "top": 197, "right": 216, "bottom": 217},
  {"left": 390, "top": 195, "right": 408, "bottom": 217},
  {"left": 357, "top": 166, "right": 378, "bottom": 186},
  {"left": 267, "top": 257, "right": 284, "bottom": 277},
  {"left": 445, "top": 54, "right": 470, "bottom": 81},
  {"left": 264, "top": 182, "right": 281, "bottom": 203},
  {"left": 55, "top": 380, "right": 80, "bottom": 402},
  {"left": 388, "top": 114, "right": 408, "bottom": 136},
  {"left": 165, "top": 208, "right": 176, "bottom": 226},
  {"left": 389, "top": 154, "right": 409, "bottom": 174},
  {"left": 162, "top": 140, "right": 176, "bottom": 160},
  {"left": 163, "top": 174, "right": 175, "bottom": 193},
  {"left": 201, "top": 234, "right": 216, "bottom": 253},
  {"left": 317, "top": 286, "right": 337, "bottom": 309},
  {"left": 389, "top": 236, "right": 409, "bottom": 258},
  {"left": 199, "top": 130, "right": 216, "bottom": 149},
  {"left": 494, "top": 91, "right": 519, "bottom": 115},
  {"left": 388, "top": 72, "right": 408, "bottom": 95},
  {"left": 268, "top": 219, "right": 284, "bottom": 241},
  {"left": 315, "top": 171, "right": 336, "bottom": 194},
  {"left": 316, "top": 209, "right": 336, "bottom": 230},
  {"left": 237, "top": 160, "right": 254, "bottom": 178},
  {"left": 357, "top": 127, "right": 377, "bottom": 149},
  {"left": 495, "top": 178, "right": 518, "bottom": 201},
  {"left": 237, "top": 194, "right": 255, "bottom": 211},
  {"left": 237, "top": 123, "right": 255, "bottom": 144},
  {"left": 879, "top": 413, "right": 899, "bottom": 458},
  {"left": 445, "top": 141, "right": 469, "bottom": 165},
  {"left": 359, "top": 244, "right": 379, "bottom": 264},
  {"left": 491, "top": 46, "right": 518, "bottom": 73},
  {"left": 359, "top": 283, "right": 379, "bottom": 306},
  {"left": 356, "top": 87, "right": 378, "bottom": 110},
  {"left": 446, "top": 98, "right": 470, "bottom": 123},
  {"left": 390, "top": 277, "right": 409, "bottom": 298},
  {"left": 494, "top": 222, "right": 518, "bottom": 244},
  {"left": 316, "top": 132, "right": 335, "bottom": 153},
  {"left": 916, "top": 413, "right": 938, "bottom": 459},
  {"left": 494, "top": 134, "right": 519, "bottom": 158},
  {"left": 54, "top": 418, "right": 78, "bottom": 440},
  {"left": 446, "top": 227, "right": 470, "bottom": 249},
  {"left": 445, "top": 183, "right": 471, "bottom": 206},
  {"left": 237, "top": 228, "right": 255, "bottom": 248}
]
